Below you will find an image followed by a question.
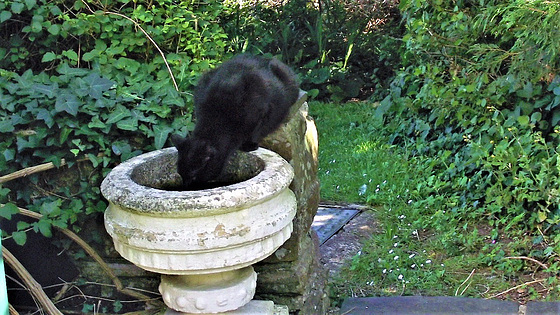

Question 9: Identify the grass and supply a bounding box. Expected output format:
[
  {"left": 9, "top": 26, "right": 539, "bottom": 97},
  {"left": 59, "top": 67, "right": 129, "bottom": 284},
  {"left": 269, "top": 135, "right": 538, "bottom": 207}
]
[{"left": 309, "top": 100, "right": 559, "bottom": 305}]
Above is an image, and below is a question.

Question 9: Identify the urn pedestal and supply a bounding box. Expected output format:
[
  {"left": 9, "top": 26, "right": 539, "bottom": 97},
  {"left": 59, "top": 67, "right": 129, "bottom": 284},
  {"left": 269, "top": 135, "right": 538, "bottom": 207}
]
[{"left": 101, "top": 148, "right": 296, "bottom": 314}]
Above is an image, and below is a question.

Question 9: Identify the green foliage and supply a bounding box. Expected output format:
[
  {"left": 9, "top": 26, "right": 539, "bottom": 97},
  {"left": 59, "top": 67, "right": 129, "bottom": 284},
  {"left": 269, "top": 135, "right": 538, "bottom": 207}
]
[
  {"left": 317, "top": 0, "right": 560, "bottom": 300},
  {"left": 365, "top": 0, "right": 560, "bottom": 292},
  {"left": 221, "top": 0, "right": 402, "bottom": 101},
  {"left": 0, "top": 0, "right": 232, "bottom": 244}
]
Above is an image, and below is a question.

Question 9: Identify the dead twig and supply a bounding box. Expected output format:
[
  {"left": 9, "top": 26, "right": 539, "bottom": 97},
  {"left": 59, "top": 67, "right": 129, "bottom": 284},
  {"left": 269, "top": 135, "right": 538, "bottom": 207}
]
[
  {"left": 455, "top": 268, "right": 476, "bottom": 296},
  {"left": 3, "top": 205, "right": 155, "bottom": 304},
  {"left": 486, "top": 278, "right": 547, "bottom": 299},
  {"left": 3, "top": 247, "right": 63, "bottom": 315},
  {"left": 9, "top": 304, "right": 19, "bottom": 315},
  {"left": 504, "top": 256, "right": 549, "bottom": 270},
  {"left": 0, "top": 160, "right": 67, "bottom": 184},
  {"left": 80, "top": 0, "right": 179, "bottom": 91}
]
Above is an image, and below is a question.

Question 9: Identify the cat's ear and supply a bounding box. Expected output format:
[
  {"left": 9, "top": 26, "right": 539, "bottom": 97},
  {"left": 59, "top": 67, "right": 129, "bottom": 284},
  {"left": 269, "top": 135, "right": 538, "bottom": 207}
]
[{"left": 171, "top": 134, "right": 186, "bottom": 147}]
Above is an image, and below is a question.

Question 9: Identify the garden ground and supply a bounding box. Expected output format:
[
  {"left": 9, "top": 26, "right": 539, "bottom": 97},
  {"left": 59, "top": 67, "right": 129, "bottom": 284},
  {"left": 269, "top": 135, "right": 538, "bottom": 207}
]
[{"left": 317, "top": 205, "right": 560, "bottom": 315}]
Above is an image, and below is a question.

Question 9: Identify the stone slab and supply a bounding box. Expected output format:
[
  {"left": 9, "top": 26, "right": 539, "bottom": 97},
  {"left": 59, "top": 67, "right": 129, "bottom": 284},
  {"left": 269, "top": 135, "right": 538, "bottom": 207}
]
[
  {"left": 312, "top": 207, "right": 359, "bottom": 244},
  {"left": 340, "top": 296, "right": 519, "bottom": 315},
  {"left": 526, "top": 301, "right": 560, "bottom": 315}
]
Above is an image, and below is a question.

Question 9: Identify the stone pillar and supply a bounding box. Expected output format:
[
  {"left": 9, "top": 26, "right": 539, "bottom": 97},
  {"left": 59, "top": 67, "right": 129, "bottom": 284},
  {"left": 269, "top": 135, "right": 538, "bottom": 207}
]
[{"left": 257, "top": 91, "right": 329, "bottom": 314}]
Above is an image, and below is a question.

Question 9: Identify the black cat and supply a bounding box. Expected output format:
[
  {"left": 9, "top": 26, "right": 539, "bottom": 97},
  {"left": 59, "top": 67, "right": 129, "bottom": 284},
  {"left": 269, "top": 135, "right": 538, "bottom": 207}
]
[{"left": 171, "top": 54, "right": 300, "bottom": 188}]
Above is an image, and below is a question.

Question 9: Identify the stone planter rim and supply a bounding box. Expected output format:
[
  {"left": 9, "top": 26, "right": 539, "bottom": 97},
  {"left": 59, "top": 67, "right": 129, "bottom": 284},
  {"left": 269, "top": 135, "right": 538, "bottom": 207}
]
[{"left": 100, "top": 147, "right": 294, "bottom": 218}]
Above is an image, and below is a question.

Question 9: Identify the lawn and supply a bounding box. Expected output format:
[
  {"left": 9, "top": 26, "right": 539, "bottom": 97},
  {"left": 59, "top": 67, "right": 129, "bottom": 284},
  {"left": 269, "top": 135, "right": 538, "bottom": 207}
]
[{"left": 309, "top": 100, "right": 558, "bottom": 305}]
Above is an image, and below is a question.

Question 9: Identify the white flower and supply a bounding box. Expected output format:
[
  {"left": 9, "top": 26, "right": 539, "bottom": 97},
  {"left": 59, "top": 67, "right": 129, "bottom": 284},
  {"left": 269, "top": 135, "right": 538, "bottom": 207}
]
[
  {"left": 409, "top": 253, "right": 416, "bottom": 259},
  {"left": 426, "top": 259, "right": 432, "bottom": 264},
  {"left": 398, "top": 274, "right": 404, "bottom": 280},
  {"left": 394, "top": 256, "right": 399, "bottom": 261}
]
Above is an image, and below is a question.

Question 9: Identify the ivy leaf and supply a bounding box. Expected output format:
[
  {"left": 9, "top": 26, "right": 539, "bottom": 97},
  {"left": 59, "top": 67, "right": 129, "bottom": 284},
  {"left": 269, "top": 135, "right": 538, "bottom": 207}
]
[
  {"left": 57, "top": 63, "right": 89, "bottom": 77},
  {"left": 0, "top": 11, "right": 12, "bottom": 23},
  {"left": 11, "top": 2, "right": 25, "bottom": 14},
  {"left": 12, "top": 231, "right": 27, "bottom": 245},
  {"left": 42, "top": 52, "right": 57, "bottom": 62},
  {"left": 37, "top": 220, "right": 52, "bottom": 238},
  {"left": 55, "top": 93, "right": 80, "bottom": 116},
  {"left": 517, "top": 115, "right": 529, "bottom": 126},
  {"left": 32, "top": 83, "right": 56, "bottom": 98},
  {"left": 106, "top": 105, "right": 131, "bottom": 124},
  {"left": 552, "top": 110, "right": 560, "bottom": 126},
  {"left": 88, "top": 116, "right": 107, "bottom": 129},
  {"left": 84, "top": 73, "right": 115, "bottom": 99},
  {"left": 153, "top": 125, "right": 173, "bottom": 149},
  {"left": 41, "top": 199, "right": 62, "bottom": 215},
  {"left": 47, "top": 24, "right": 60, "bottom": 35},
  {"left": 516, "top": 82, "right": 533, "bottom": 99},
  {"left": 0, "top": 203, "right": 20, "bottom": 220},
  {"left": 0, "top": 119, "right": 14, "bottom": 133},
  {"left": 116, "top": 117, "right": 138, "bottom": 131},
  {"left": 25, "top": 0, "right": 36, "bottom": 9},
  {"left": 36, "top": 108, "right": 54, "bottom": 128}
]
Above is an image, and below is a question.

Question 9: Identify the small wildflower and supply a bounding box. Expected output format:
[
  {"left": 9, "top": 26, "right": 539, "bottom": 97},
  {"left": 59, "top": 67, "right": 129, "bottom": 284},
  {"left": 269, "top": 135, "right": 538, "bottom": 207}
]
[
  {"left": 411, "top": 264, "right": 417, "bottom": 269},
  {"left": 398, "top": 274, "right": 404, "bottom": 280},
  {"left": 408, "top": 200, "right": 413, "bottom": 204},
  {"left": 388, "top": 249, "right": 394, "bottom": 254},
  {"left": 426, "top": 259, "right": 432, "bottom": 264},
  {"left": 393, "top": 242, "right": 399, "bottom": 247},
  {"left": 382, "top": 269, "right": 387, "bottom": 274},
  {"left": 394, "top": 256, "right": 399, "bottom": 261},
  {"left": 409, "top": 253, "right": 416, "bottom": 259}
]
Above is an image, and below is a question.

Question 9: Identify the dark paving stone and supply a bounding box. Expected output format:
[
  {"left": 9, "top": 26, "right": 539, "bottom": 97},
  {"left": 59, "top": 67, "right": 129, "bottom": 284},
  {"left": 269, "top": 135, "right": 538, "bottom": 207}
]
[
  {"left": 340, "top": 296, "right": 519, "bottom": 315},
  {"left": 526, "top": 301, "right": 560, "bottom": 315},
  {"left": 312, "top": 206, "right": 359, "bottom": 245}
]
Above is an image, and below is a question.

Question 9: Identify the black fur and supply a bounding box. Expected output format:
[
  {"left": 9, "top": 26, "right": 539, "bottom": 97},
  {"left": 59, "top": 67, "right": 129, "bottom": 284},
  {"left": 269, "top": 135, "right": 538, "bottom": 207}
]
[{"left": 172, "top": 54, "right": 299, "bottom": 188}]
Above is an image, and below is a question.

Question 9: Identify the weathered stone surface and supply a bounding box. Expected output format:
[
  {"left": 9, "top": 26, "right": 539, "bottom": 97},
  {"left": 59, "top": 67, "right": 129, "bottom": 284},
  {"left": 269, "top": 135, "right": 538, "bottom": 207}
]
[
  {"left": 255, "top": 233, "right": 329, "bottom": 314},
  {"left": 257, "top": 91, "right": 328, "bottom": 314},
  {"left": 261, "top": 91, "right": 320, "bottom": 263},
  {"left": 101, "top": 147, "right": 297, "bottom": 313},
  {"left": 340, "top": 297, "right": 519, "bottom": 315}
]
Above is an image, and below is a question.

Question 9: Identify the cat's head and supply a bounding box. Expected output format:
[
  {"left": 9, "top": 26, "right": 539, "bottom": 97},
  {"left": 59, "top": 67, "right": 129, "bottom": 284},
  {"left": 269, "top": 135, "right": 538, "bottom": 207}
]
[{"left": 171, "top": 134, "right": 220, "bottom": 188}]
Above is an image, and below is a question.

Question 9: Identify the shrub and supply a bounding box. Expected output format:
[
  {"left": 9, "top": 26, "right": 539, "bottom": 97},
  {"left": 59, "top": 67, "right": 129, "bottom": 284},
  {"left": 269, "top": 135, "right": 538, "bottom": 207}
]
[
  {"left": 375, "top": 0, "right": 560, "bottom": 264},
  {"left": 0, "top": 0, "right": 231, "bottom": 241},
  {"left": 221, "top": 0, "right": 403, "bottom": 101}
]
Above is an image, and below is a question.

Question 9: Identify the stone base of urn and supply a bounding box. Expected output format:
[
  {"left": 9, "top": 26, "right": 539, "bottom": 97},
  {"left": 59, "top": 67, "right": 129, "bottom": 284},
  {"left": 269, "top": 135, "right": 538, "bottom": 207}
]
[
  {"left": 164, "top": 300, "right": 288, "bottom": 315},
  {"left": 101, "top": 147, "right": 296, "bottom": 314}
]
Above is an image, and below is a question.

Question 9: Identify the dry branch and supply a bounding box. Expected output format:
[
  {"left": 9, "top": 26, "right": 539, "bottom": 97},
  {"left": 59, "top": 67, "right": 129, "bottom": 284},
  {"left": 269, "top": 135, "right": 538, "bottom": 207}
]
[
  {"left": 0, "top": 159, "right": 66, "bottom": 184},
  {"left": 504, "top": 256, "right": 549, "bottom": 270},
  {"left": 2, "top": 247, "right": 63, "bottom": 315},
  {"left": 486, "top": 278, "right": 547, "bottom": 299},
  {"left": 10, "top": 206, "right": 154, "bottom": 302}
]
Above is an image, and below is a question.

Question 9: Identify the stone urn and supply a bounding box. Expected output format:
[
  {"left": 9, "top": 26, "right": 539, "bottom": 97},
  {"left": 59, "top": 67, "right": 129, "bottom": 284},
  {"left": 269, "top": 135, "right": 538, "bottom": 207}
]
[{"left": 100, "top": 147, "right": 296, "bottom": 314}]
